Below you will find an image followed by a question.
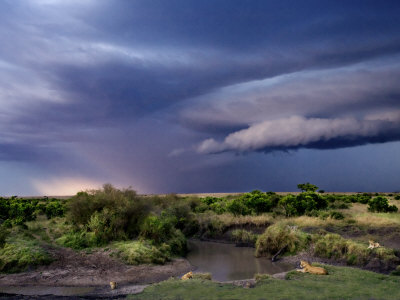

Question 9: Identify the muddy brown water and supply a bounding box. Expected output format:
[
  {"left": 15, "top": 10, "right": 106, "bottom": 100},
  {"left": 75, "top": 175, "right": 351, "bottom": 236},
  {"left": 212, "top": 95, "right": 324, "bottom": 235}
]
[{"left": 186, "top": 240, "right": 293, "bottom": 281}]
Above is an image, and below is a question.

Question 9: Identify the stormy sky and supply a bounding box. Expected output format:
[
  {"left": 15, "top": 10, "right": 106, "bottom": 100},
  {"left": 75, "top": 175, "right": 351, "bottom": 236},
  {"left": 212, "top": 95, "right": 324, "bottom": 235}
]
[{"left": 1, "top": 0, "right": 399, "bottom": 195}]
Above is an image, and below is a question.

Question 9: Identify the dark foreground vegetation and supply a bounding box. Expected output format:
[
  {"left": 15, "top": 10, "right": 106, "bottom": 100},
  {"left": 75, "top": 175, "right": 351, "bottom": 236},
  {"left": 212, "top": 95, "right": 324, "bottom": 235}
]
[{"left": 0, "top": 183, "right": 399, "bottom": 298}]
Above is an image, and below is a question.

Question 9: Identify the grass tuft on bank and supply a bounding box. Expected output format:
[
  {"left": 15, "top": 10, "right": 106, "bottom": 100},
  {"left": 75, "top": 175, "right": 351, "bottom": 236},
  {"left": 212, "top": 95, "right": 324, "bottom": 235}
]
[
  {"left": 0, "top": 230, "right": 52, "bottom": 273},
  {"left": 111, "top": 240, "right": 172, "bottom": 265}
]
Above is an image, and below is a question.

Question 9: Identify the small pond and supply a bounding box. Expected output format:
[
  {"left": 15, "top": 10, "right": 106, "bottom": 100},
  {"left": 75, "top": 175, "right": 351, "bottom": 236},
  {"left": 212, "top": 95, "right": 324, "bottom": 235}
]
[{"left": 186, "top": 240, "right": 293, "bottom": 281}]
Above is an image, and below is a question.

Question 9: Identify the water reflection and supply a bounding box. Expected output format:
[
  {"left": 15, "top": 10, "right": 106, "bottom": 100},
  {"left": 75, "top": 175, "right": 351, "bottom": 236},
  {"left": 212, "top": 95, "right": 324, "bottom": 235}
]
[{"left": 186, "top": 240, "right": 293, "bottom": 281}]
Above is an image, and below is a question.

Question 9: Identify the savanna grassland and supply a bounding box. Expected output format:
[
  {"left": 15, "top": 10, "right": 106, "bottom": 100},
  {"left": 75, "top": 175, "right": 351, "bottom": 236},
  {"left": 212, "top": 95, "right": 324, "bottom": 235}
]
[{"left": 0, "top": 183, "right": 399, "bottom": 298}]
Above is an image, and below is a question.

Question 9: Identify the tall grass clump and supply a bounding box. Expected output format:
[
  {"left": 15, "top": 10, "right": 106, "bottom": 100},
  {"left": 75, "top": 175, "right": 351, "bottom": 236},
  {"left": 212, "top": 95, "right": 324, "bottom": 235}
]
[
  {"left": 255, "top": 224, "right": 310, "bottom": 257},
  {"left": 231, "top": 229, "right": 258, "bottom": 245},
  {"left": 0, "top": 234, "right": 52, "bottom": 273},
  {"left": 112, "top": 240, "right": 171, "bottom": 265},
  {"left": 312, "top": 233, "right": 398, "bottom": 266}
]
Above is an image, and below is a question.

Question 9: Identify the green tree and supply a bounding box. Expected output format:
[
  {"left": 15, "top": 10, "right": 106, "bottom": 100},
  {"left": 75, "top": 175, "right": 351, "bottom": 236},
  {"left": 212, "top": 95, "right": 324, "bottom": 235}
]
[{"left": 297, "top": 182, "right": 319, "bottom": 192}]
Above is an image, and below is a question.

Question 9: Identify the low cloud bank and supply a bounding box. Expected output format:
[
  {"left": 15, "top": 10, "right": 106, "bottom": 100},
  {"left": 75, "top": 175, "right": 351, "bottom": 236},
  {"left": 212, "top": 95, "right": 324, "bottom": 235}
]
[{"left": 198, "top": 112, "right": 400, "bottom": 154}]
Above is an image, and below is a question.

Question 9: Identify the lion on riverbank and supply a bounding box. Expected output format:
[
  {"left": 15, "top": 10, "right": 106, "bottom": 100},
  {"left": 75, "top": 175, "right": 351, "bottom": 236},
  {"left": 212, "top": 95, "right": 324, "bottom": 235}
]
[
  {"left": 297, "top": 260, "right": 328, "bottom": 275},
  {"left": 181, "top": 271, "right": 193, "bottom": 280},
  {"left": 368, "top": 240, "right": 380, "bottom": 249}
]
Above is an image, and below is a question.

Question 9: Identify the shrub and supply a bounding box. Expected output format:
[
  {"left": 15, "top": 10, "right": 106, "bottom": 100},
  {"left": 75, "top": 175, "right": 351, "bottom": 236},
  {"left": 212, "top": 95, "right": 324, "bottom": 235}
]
[
  {"left": 225, "top": 191, "right": 279, "bottom": 216},
  {"left": 67, "top": 184, "right": 152, "bottom": 239},
  {"left": 231, "top": 229, "right": 258, "bottom": 245},
  {"left": 163, "top": 201, "right": 199, "bottom": 236},
  {"left": 140, "top": 215, "right": 177, "bottom": 244},
  {"left": 255, "top": 224, "right": 309, "bottom": 257},
  {"left": 348, "top": 193, "right": 372, "bottom": 204},
  {"left": 56, "top": 231, "right": 97, "bottom": 249},
  {"left": 330, "top": 211, "right": 345, "bottom": 220},
  {"left": 0, "top": 237, "right": 52, "bottom": 273},
  {"left": 368, "top": 196, "right": 398, "bottom": 213},
  {"left": 279, "top": 192, "right": 327, "bottom": 216},
  {"left": 0, "top": 226, "right": 9, "bottom": 248},
  {"left": 44, "top": 201, "right": 65, "bottom": 219},
  {"left": 112, "top": 240, "right": 171, "bottom": 265},
  {"left": 394, "top": 195, "right": 400, "bottom": 200},
  {"left": 139, "top": 215, "right": 187, "bottom": 255},
  {"left": 227, "top": 198, "right": 251, "bottom": 216},
  {"left": 391, "top": 265, "right": 400, "bottom": 276},
  {"left": 312, "top": 233, "right": 398, "bottom": 266}
]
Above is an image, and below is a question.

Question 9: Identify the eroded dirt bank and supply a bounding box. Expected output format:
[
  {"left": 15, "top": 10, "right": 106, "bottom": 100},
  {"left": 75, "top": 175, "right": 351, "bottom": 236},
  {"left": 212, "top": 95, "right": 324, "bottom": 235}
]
[{"left": 0, "top": 246, "right": 191, "bottom": 287}]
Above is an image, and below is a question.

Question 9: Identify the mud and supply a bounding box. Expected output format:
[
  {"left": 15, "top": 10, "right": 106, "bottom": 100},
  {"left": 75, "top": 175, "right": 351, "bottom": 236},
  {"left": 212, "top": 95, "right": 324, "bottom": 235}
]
[{"left": 0, "top": 245, "right": 191, "bottom": 298}]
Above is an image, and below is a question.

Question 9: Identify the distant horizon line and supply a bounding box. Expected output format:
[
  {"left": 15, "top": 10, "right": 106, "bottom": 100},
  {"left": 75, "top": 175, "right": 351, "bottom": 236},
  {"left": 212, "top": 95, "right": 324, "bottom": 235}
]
[{"left": 4, "top": 191, "right": 399, "bottom": 199}]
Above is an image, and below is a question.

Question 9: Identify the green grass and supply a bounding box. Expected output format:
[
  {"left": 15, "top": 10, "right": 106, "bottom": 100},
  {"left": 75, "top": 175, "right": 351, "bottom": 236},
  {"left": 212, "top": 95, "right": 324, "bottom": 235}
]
[
  {"left": 231, "top": 229, "right": 258, "bottom": 245},
  {"left": 0, "top": 231, "right": 52, "bottom": 273},
  {"left": 255, "top": 223, "right": 310, "bottom": 257},
  {"left": 111, "top": 240, "right": 172, "bottom": 265},
  {"left": 128, "top": 265, "right": 400, "bottom": 300},
  {"left": 312, "top": 233, "right": 398, "bottom": 265}
]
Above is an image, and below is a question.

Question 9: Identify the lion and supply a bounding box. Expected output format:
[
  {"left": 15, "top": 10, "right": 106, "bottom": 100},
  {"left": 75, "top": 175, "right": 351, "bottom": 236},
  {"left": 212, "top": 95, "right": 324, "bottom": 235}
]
[
  {"left": 181, "top": 271, "right": 193, "bottom": 280},
  {"left": 297, "top": 260, "right": 328, "bottom": 275},
  {"left": 110, "top": 281, "right": 117, "bottom": 290},
  {"left": 368, "top": 240, "right": 380, "bottom": 249}
]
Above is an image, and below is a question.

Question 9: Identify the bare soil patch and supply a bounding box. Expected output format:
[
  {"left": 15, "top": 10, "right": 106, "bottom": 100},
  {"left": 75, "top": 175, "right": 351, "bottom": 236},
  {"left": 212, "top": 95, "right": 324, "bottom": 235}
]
[{"left": 0, "top": 245, "right": 191, "bottom": 287}]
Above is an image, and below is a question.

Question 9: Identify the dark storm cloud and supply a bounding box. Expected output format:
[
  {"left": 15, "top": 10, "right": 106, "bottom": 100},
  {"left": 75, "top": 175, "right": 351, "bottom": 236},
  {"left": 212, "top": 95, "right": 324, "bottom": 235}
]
[
  {"left": 0, "top": 0, "right": 400, "bottom": 193},
  {"left": 197, "top": 113, "right": 400, "bottom": 154}
]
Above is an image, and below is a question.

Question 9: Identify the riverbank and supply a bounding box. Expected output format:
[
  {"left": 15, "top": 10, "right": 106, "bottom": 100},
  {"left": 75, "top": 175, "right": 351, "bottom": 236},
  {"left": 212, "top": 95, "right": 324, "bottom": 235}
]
[{"left": 0, "top": 244, "right": 191, "bottom": 298}]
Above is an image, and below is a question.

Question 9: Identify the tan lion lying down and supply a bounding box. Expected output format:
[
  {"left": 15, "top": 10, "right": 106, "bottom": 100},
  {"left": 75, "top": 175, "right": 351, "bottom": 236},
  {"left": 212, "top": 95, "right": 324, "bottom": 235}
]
[
  {"left": 297, "top": 260, "right": 328, "bottom": 275},
  {"left": 368, "top": 240, "right": 380, "bottom": 249}
]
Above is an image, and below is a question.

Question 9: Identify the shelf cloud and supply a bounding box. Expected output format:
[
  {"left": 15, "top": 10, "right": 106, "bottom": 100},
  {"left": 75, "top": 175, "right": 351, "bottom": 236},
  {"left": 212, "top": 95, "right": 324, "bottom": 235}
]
[{"left": 198, "top": 112, "right": 400, "bottom": 154}]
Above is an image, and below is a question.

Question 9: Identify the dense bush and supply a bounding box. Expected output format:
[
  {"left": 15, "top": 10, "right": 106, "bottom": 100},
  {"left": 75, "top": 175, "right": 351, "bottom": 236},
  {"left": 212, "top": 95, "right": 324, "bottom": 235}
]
[
  {"left": 0, "top": 197, "right": 65, "bottom": 226},
  {"left": 395, "top": 195, "right": 400, "bottom": 200},
  {"left": 279, "top": 192, "right": 328, "bottom": 217},
  {"left": 0, "top": 226, "right": 9, "bottom": 248},
  {"left": 226, "top": 191, "right": 280, "bottom": 216},
  {"left": 329, "top": 211, "right": 345, "bottom": 220},
  {"left": 139, "top": 214, "right": 187, "bottom": 255},
  {"left": 43, "top": 201, "right": 65, "bottom": 219},
  {"left": 56, "top": 231, "right": 97, "bottom": 249},
  {"left": 163, "top": 201, "right": 199, "bottom": 236},
  {"left": 67, "top": 184, "right": 151, "bottom": 240},
  {"left": 255, "top": 224, "right": 310, "bottom": 257},
  {"left": 348, "top": 193, "right": 372, "bottom": 204},
  {"left": 368, "top": 196, "right": 398, "bottom": 213}
]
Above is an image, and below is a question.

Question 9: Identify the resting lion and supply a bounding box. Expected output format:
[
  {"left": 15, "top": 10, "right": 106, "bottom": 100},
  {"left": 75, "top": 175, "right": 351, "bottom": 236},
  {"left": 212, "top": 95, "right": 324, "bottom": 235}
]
[
  {"left": 297, "top": 260, "right": 328, "bottom": 275},
  {"left": 110, "top": 281, "right": 117, "bottom": 290},
  {"left": 368, "top": 240, "right": 380, "bottom": 249},
  {"left": 181, "top": 271, "right": 193, "bottom": 280}
]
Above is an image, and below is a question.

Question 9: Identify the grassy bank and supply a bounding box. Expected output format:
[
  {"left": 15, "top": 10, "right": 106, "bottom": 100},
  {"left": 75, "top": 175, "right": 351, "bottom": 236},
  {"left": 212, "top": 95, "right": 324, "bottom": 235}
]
[
  {"left": 128, "top": 265, "right": 400, "bottom": 300},
  {"left": 0, "top": 228, "right": 52, "bottom": 273}
]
